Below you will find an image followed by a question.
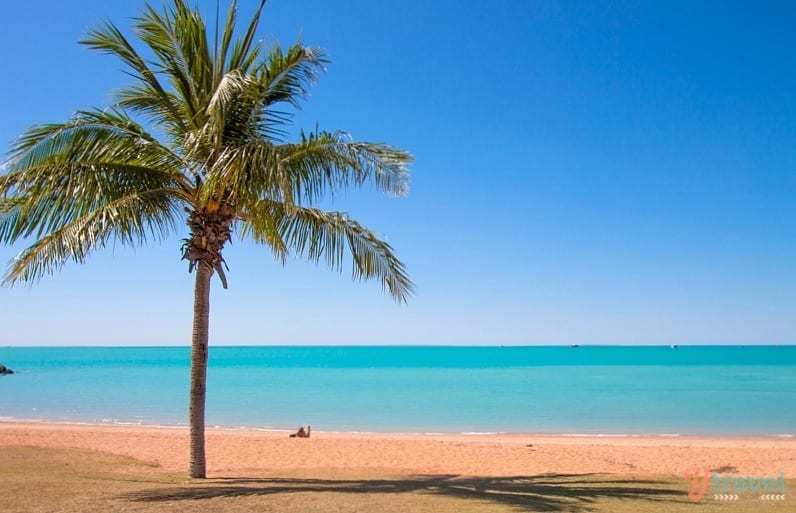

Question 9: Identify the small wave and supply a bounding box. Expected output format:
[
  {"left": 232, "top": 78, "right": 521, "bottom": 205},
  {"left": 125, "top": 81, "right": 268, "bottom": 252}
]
[
  {"left": 206, "top": 425, "right": 291, "bottom": 433},
  {"left": 100, "top": 419, "right": 144, "bottom": 426},
  {"left": 558, "top": 433, "right": 640, "bottom": 437}
]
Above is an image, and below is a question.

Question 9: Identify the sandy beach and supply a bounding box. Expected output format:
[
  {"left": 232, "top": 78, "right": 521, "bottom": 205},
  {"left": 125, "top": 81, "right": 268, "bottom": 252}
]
[{"left": 2, "top": 421, "right": 794, "bottom": 478}]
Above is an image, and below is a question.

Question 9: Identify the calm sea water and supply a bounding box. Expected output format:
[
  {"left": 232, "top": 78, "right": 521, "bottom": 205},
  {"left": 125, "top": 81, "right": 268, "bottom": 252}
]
[{"left": 0, "top": 346, "right": 794, "bottom": 436}]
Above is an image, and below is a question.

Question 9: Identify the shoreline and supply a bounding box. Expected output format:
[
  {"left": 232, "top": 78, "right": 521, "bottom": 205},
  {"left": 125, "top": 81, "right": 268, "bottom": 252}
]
[
  {"left": 3, "top": 417, "right": 793, "bottom": 439},
  {"left": 2, "top": 420, "right": 795, "bottom": 478}
]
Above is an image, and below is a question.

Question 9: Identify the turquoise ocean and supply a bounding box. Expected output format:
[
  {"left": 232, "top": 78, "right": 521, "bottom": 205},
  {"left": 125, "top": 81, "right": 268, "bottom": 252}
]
[{"left": 1, "top": 346, "right": 794, "bottom": 436}]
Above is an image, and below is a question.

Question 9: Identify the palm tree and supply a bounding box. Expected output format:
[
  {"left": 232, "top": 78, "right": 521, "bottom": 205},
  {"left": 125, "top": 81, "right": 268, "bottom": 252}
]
[{"left": 0, "top": 0, "right": 412, "bottom": 478}]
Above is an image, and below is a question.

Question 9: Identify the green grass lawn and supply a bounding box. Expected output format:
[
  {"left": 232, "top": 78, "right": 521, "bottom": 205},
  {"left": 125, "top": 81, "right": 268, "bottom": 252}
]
[{"left": 1, "top": 446, "right": 791, "bottom": 512}]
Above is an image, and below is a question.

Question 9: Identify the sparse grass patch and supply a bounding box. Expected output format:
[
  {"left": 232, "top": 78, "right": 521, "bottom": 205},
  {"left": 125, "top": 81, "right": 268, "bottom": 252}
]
[{"left": 1, "top": 446, "right": 792, "bottom": 512}]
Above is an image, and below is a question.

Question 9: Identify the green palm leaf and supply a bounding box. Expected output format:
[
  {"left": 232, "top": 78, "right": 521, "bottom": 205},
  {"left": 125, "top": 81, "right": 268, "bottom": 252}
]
[
  {"left": 241, "top": 200, "right": 413, "bottom": 302},
  {"left": 3, "top": 188, "right": 181, "bottom": 285}
]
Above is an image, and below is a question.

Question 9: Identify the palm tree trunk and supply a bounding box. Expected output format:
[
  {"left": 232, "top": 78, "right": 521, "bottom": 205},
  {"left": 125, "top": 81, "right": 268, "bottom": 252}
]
[{"left": 189, "top": 261, "right": 213, "bottom": 478}]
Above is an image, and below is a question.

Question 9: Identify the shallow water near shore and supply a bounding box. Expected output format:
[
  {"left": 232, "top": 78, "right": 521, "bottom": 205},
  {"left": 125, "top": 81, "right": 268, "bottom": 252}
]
[{"left": 1, "top": 345, "right": 794, "bottom": 435}]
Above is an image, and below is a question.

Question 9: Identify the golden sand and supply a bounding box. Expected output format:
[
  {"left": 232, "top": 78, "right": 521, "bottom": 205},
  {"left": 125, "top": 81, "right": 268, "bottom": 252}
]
[{"left": 1, "top": 421, "right": 793, "bottom": 478}]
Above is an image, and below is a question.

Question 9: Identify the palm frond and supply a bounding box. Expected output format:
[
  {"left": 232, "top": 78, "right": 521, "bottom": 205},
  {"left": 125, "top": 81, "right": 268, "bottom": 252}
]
[
  {"left": 199, "top": 129, "right": 411, "bottom": 213},
  {"left": 260, "top": 42, "right": 327, "bottom": 108},
  {"left": 113, "top": 83, "right": 185, "bottom": 134},
  {"left": 215, "top": 0, "right": 239, "bottom": 83},
  {"left": 81, "top": 20, "right": 186, "bottom": 133},
  {"left": 1, "top": 113, "right": 192, "bottom": 247},
  {"left": 227, "top": 0, "right": 267, "bottom": 73},
  {"left": 171, "top": 0, "right": 214, "bottom": 95},
  {"left": 4, "top": 110, "right": 193, "bottom": 194},
  {"left": 241, "top": 200, "right": 413, "bottom": 302},
  {"left": 199, "top": 137, "right": 279, "bottom": 207},
  {"left": 2, "top": 188, "right": 182, "bottom": 285},
  {"left": 277, "top": 130, "right": 412, "bottom": 203},
  {"left": 201, "top": 69, "right": 260, "bottom": 151},
  {"left": 198, "top": 40, "right": 326, "bottom": 154},
  {"left": 133, "top": 2, "right": 203, "bottom": 127}
]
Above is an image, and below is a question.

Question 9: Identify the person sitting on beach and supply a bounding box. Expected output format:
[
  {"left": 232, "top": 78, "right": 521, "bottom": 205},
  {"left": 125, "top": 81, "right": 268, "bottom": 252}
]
[{"left": 289, "top": 425, "right": 311, "bottom": 438}]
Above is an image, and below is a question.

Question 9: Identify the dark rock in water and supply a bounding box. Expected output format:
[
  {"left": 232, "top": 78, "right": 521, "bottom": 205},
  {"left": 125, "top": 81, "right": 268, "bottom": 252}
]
[{"left": 0, "top": 363, "right": 14, "bottom": 375}]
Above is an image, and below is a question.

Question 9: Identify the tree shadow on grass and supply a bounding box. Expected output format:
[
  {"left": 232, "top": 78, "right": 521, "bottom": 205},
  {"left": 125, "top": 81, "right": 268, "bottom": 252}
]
[{"left": 119, "top": 473, "right": 689, "bottom": 512}]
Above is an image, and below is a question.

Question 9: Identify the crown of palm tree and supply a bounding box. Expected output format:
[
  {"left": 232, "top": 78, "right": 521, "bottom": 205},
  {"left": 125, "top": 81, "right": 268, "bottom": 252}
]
[{"left": 1, "top": 0, "right": 413, "bottom": 300}]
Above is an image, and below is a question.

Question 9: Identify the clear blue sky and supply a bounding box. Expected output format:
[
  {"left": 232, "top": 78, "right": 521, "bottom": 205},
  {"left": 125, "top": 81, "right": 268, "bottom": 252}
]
[{"left": 1, "top": 1, "right": 795, "bottom": 346}]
